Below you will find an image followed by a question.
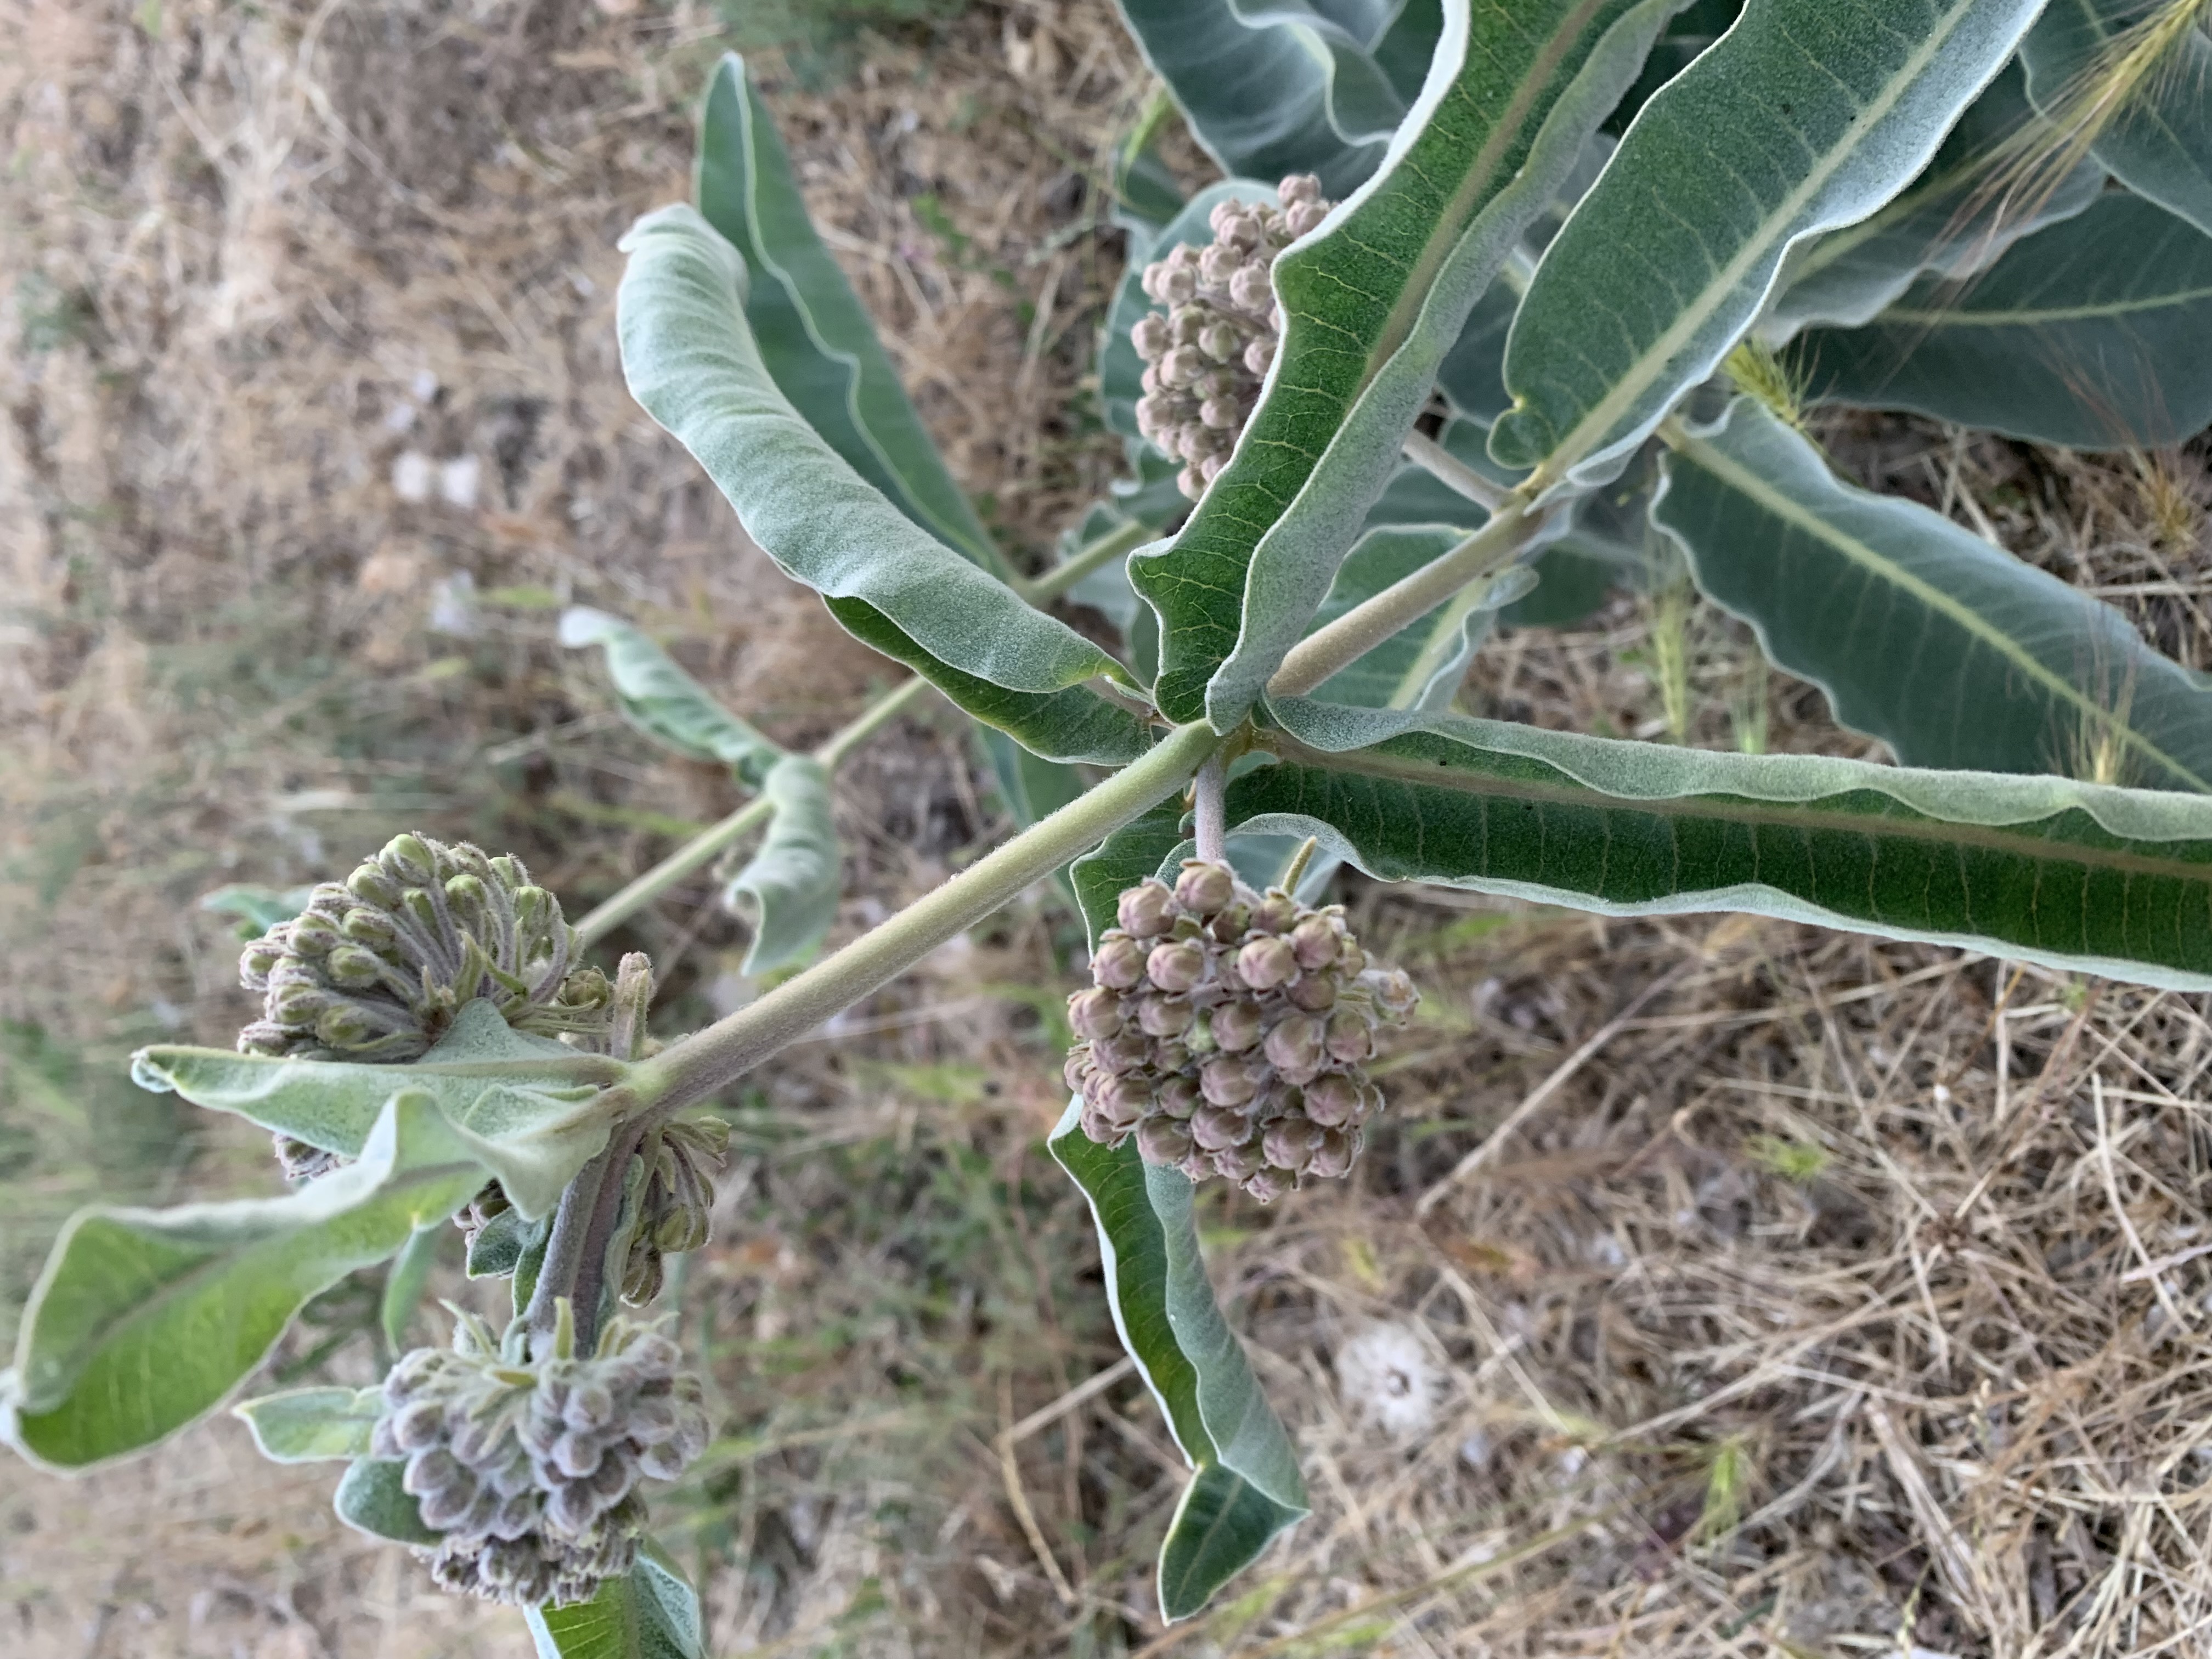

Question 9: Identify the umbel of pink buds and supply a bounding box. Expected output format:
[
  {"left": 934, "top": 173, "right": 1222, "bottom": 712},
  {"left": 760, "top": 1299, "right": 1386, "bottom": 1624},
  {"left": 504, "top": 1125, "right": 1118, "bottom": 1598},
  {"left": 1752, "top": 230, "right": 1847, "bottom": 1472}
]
[
  {"left": 1131, "top": 174, "right": 1334, "bottom": 500},
  {"left": 373, "top": 1309, "right": 712, "bottom": 1609},
  {"left": 238, "top": 833, "right": 614, "bottom": 1066},
  {"left": 1066, "top": 859, "right": 1417, "bottom": 1200}
]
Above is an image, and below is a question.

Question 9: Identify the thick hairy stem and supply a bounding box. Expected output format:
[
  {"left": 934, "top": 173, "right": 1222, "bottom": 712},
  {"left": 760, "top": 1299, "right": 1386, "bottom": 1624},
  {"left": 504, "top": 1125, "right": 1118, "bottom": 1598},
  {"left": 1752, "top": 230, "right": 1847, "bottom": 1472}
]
[
  {"left": 574, "top": 676, "right": 934, "bottom": 946},
  {"left": 567, "top": 1118, "right": 647, "bottom": 1355},
  {"left": 627, "top": 720, "right": 1221, "bottom": 1114},
  {"left": 1012, "top": 517, "right": 1155, "bottom": 606},
  {"left": 1193, "top": 752, "right": 1227, "bottom": 862},
  {"left": 525, "top": 1144, "right": 618, "bottom": 1346},
  {"left": 1266, "top": 499, "right": 1547, "bottom": 699}
]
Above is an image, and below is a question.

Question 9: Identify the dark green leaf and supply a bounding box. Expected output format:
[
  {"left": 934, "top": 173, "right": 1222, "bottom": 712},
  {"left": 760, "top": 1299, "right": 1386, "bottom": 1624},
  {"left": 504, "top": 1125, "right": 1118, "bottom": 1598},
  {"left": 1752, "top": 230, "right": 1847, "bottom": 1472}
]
[
  {"left": 1236, "top": 700, "right": 2212, "bottom": 990},
  {"left": 558, "top": 608, "right": 782, "bottom": 784},
  {"left": 2023, "top": 0, "right": 2212, "bottom": 239},
  {"left": 1049, "top": 1114, "right": 1307, "bottom": 1620},
  {"left": 334, "top": 1456, "right": 441, "bottom": 1545},
  {"left": 724, "top": 753, "right": 842, "bottom": 974},
  {"left": 233, "top": 1385, "right": 382, "bottom": 1463},
  {"left": 4, "top": 1092, "right": 486, "bottom": 1468},
  {"left": 526, "top": 1541, "right": 706, "bottom": 1659},
  {"left": 1797, "top": 193, "right": 2212, "bottom": 448},
  {"left": 1069, "top": 799, "right": 1189, "bottom": 946},
  {"left": 1655, "top": 398, "right": 2212, "bottom": 787},
  {"left": 615, "top": 205, "right": 1124, "bottom": 699},
  {"left": 1133, "top": 0, "right": 1687, "bottom": 729},
  {"left": 695, "top": 55, "right": 1002, "bottom": 569},
  {"left": 1490, "top": 0, "right": 2049, "bottom": 490}
]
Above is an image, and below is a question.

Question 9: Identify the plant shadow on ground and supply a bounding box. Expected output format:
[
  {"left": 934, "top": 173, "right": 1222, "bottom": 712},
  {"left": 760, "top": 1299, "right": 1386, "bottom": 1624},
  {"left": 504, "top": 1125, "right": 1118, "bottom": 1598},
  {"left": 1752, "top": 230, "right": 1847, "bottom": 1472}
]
[{"left": 3, "top": 0, "right": 2210, "bottom": 1655}]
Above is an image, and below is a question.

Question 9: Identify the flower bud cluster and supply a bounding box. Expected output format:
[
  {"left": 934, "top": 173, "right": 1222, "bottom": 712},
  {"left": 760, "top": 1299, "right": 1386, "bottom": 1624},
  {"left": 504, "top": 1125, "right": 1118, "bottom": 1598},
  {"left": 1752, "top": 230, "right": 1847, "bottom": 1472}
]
[
  {"left": 621, "top": 1118, "right": 729, "bottom": 1305},
  {"left": 1132, "top": 174, "right": 1333, "bottom": 501},
  {"left": 238, "top": 833, "right": 613, "bottom": 1065},
  {"left": 1065, "top": 860, "right": 1417, "bottom": 1200},
  {"left": 374, "top": 1313, "right": 712, "bottom": 1608}
]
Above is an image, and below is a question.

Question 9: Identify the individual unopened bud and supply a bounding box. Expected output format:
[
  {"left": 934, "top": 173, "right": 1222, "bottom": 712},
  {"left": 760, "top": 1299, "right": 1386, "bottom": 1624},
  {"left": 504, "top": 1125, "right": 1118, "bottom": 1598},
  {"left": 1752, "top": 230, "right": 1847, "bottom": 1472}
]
[
  {"left": 1178, "top": 464, "right": 1207, "bottom": 498},
  {"left": 1146, "top": 940, "right": 1206, "bottom": 995},
  {"left": 1160, "top": 345, "right": 1206, "bottom": 387},
  {"left": 1250, "top": 893, "right": 1297, "bottom": 935},
  {"left": 1068, "top": 987, "right": 1123, "bottom": 1040},
  {"left": 239, "top": 940, "right": 283, "bottom": 985},
  {"left": 1279, "top": 173, "right": 1322, "bottom": 205},
  {"left": 289, "top": 915, "right": 342, "bottom": 955},
  {"left": 381, "top": 833, "right": 438, "bottom": 886},
  {"left": 1263, "top": 1015, "right": 1327, "bottom": 1083},
  {"left": 1230, "top": 264, "right": 1272, "bottom": 311},
  {"left": 1325, "top": 1009, "right": 1375, "bottom": 1064},
  {"left": 1245, "top": 1166, "right": 1298, "bottom": 1202},
  {"left": 1368, "top": 968, "right": 1420, "bottom": 1022},
  {"left": 1137, "top": 1117, "right": 1195, "bottom": 1167},
  {"left": 1063, "top": 1050, "right": 1091, "bottom": 1096},
  {"left": 1174, "top": 860, "right": 1236, "bottom": 915},
  {"left": 1214, "top": 1141, "right": 1269, "bottom": 1181},
  {"left": 1209, "top": 999, "right": 1265, "bottom": 1053},
  {"left": 1137, "top": 995, "right": 1193, "bottom": 1038},
  {"left": 1243, "top": 335, "right": 1276, "bottom": 376},
  {"left": 348, "top": 864, "right": 404, "bottom": 908},
  {"left": 1131, "top": 313, "right": 1170, "bottom": 359},
  {"left": 1262, "top": 1116, "right": 1321, "bottom": 1172},
  {"left": 1198, "top": 241, "right": 1240, "bottom": 285},
  {"left": 1286, "top": 973, "right": 1338, "bottom": 1013},
  {"left": 1092, "top": 936, "right": 1146, "bottom": 990},
  {"left": 1156, "top": 1075, "right": 1201, "bottom": 1119},
  {"left": 1308, "top": 1128, "right": 1358, "bottom": 1179},
  {"left": 1117, "top": 881, "right": 1176, "bottom": 938},
  {"left": 1198, "top": 321, "right": 1240, "bottom": 361},
  {"left": 1200, "top": 453, "right": 1230, "bottom": 485},
  {"left": 325, "top": 944, "right": 386, "bottom": 989},
  {"left": 1302, "top": 1073, "right": 1360, "bottom": 1128},
  {"left": 1285, "top": 200, "right": 1329, "bottom": 238},
  {"left": 1200, "top": 397, "right": 1239, "bottom": 428},
  {"left": 1093, "top": 1031, "right": 1152, "bottom": 1076},
  {"left": 1236, "top": 935, "right": 1298, "bottom": 991},
  {"left": 1290, "top": 915, "right": 1341, "bottom": 969},
  {"left": 1199, "top": 1056, "right": 1258, "bottom": 1108},
  {"left": 1191, "top": 1104, "right": 1251, "bottom": 1153}
]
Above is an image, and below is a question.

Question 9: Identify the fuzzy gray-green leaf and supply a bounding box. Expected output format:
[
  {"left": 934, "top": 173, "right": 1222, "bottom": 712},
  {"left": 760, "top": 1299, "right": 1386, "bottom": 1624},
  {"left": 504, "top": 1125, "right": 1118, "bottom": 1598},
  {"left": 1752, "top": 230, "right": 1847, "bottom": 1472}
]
[
  {"left": 334, "top": 1457, "right": 441, "bottom": 1545},
  {"left": 1235, "top": 702, "right": 2212, "bottom": 991},
  {"left": 1654, "top": 399, "right": 2212, "bottom": 789},
  {"left": 1132, "top": 0, "right": 1688, "bottom": 730},
  {"left": 615, "top": 205, "right": 1121, "bottom": 699},
  {"left": 1048, "top": 1109, "right": 1307, "bottom": 1620},
  {"left": 5, "top": 1093, "right": 486, "bottom": 1469},
  {"left": 233, "top": 1385, "right": 383, "bottom": 1463},
  {"left": 1490, "top": 0, "right": 2049, "bottom": 489},
  {"left": 558, "top": 607, "right": 782, "bottom": 784},
  {"left": 1797, "top": 193, "right": 2212, "bottom": 448},
  {"left": 725, "top": 753, "right": 841, "bottom": 974},
  {"left": 2022, "top": 0, "right": 2212, "bottom": 239},
  {"left": 694, "top": 55, "right": 1001, "bottom": 569},
  {"left": 526, "top": 1541, "right": 706, "bottom": 1659}
]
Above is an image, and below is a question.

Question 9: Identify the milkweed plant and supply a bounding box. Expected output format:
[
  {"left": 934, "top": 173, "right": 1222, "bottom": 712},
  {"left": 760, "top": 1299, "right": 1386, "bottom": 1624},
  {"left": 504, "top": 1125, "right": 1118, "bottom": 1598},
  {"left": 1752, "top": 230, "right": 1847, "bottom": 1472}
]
[{"left": 8, "top": 0, "right": 2212, "bottom": 1647}]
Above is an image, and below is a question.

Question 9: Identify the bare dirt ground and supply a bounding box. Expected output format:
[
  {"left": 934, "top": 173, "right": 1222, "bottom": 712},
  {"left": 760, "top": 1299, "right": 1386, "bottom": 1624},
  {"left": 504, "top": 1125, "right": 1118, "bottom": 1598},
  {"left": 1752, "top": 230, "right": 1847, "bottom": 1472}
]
[{"left": 4, "top": 2, "right": 2212, "bottom": 1656}]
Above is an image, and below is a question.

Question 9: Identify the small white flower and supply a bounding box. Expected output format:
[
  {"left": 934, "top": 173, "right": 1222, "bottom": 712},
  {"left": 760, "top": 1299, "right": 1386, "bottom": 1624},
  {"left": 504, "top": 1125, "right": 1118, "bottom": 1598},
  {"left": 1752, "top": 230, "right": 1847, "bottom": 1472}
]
[{"left": 1334, "top": 1322, "right": 1442, "bottom": 1440}]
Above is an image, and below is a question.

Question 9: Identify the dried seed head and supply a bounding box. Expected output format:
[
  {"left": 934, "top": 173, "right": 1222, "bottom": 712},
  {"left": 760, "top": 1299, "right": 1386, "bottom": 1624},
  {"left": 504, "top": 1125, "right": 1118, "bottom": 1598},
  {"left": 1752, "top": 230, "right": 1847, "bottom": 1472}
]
[
  {"left": 1130, "top": 176, "right": 1334, "bottom": 500},
  {"left": 1063, "top": 857, "right": 1415, "bottom": 1199}
]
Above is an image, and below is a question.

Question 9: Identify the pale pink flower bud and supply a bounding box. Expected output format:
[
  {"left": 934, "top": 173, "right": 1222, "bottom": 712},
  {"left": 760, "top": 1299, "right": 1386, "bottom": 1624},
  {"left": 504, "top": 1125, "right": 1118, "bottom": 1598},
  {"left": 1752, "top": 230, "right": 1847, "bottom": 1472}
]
[
  {"left": 1198, "top": 242, "right": 1240, "bottom": 285},
  {"left": 1200, "top": 397, "right": 1239, "bottom": 429},
  {"left": 1192, "top": 1105, "right": 1251, "bottom": 1153},
  {"left": 1131, "top": 314, "right": 1170, "bottom": 358},
  {"left": 1237, "top": 936, "right": 1298, "bottom": 991},
  {"left": 1286, "top": 973, "right": 1337, "bottom": 1013},
  {"left": 1118, "top": 880, "right": 1176, "bottom": 937},
  {"left": 1324, "top": 1009, "right": 1374, "bottom": 1064},
  {"left": 1198, "top": 321, "right": 1240, "bottom": 362},
  {"left": 1175, "top": 860, "right": 1236, "bottom": 914},
  {"left": 1199, "top": 1056, "right": 1259, "bottom": 1108},
  {"left": 1137, "top": 1117, "right": 1195, "bottom": 1167},
  {"left": 1289, "top": 914, "right": 1340, "bottom": 969},
  {"left": 1092, "top": 936, "right": 1146, "bottom": 989},
  {"left": 1243, "top": 335, "right": 1276, "bottom": 376},
  {"left": 1278, "top": 173, "right": 1322, "bottom": 205},
  {"left": 1209, "top": 999, "right": 1265, "bottom": 1053},
  {"left": 1245, "top": 1166, "right": 1297, "bottom": 1202},
  {"left": 1302, "top": 1073, "right": 1359, "bottom": 1128},
  {"left": 1263, "top": 1015, "right": 1327, "bottom": 1083},
  {"left": 1146, "top": 940, "right": 1206, "bottom": 994},
  {"left": 1068, "top": 986, "right": 1122, "bottom": 1040},
  {"left": 1262, "top": 1117, "right": 1320, "bottom": 1172},
  {"left": 1156, "top": 1075, "right": 1201, "bottom": 1119},
  {"left": 1285, "top": 200, "right": 1329, "bottom": 238},
  {"left": 1214, "top": 1141, "right": 1268, "bottom": 1181},
  {"left": 1307, "top": 1128, "right": 1357, "bottom": 1180},
  {"left": 1177, "top": 465, "right": 1207, "bottom": 500},
  {"left": 1137, "top": 995, "right": 1194, "bottom": 1037},
  {"left": 1229, "top": 264, "right": 1271, "bottom": 312}
]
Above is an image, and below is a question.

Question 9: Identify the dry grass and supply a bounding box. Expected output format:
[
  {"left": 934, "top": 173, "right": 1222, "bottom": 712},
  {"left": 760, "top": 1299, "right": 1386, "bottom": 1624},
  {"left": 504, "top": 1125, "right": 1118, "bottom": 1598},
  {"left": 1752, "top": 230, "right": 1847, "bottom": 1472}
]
[{"left": 4, "top": 2, "right": 2212, "bottom": 1656}]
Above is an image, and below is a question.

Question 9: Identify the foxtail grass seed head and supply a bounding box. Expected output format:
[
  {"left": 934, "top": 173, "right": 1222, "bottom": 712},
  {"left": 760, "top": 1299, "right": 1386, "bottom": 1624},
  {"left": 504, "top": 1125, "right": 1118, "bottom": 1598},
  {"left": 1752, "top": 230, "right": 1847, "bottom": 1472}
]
[
  {"left": 1065, "top": 859, "right": 1416, "bottom": 1199},
  {"left": 373, "top": 1311, "right": 711, "bottom": 1609},
  {"left": 1132, "top": 176, "right": 1334, "bottom": 499}
]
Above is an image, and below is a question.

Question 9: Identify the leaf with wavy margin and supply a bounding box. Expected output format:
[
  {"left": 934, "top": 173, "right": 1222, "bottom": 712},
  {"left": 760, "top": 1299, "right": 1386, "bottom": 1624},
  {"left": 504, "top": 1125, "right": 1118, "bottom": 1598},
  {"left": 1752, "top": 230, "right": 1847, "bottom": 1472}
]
[
  {"left": 1654, "top": 398, "right": 2212, "bottom": 787},
  {"left": 2023, "top": 0, "right": 2212, "bottom": 238},
  {"left": 1490, "top": 0, "right": 2047, "bottom": 491},
  {"left": 1234, "top": 699, "right": 2212, "bottom": 990},
  {"left": 559, "top": 608, "right": 781, "bottom": 785},
  {"left": 695, "top": 54, "right": 1001, "bottom": 569},
  {"left": 3, "top": 1093, "right": 486, "bottom": 1469},
  {"left": 1797, "top": 193, "right": 2212, "bottom": 448},
  {"left": 1132, "top": 0, "right": 1689, "bottom": 731}
]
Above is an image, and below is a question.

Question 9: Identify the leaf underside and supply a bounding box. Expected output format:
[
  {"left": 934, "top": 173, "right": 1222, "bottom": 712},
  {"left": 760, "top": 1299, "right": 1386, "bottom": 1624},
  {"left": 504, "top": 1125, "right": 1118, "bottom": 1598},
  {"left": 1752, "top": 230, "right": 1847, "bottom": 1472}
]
[
  {"left": 1237, "top": 703, "right": 2212, "bottom": 991},
  {"left": 1654, "top": 398, "right": 2212, "bottom": 789}
]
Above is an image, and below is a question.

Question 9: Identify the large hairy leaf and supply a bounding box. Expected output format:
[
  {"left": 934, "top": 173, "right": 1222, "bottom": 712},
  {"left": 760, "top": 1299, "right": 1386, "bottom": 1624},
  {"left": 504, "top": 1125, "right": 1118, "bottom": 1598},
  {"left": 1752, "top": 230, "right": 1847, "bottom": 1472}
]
[
  {"left": 1235, "top": 702, "right": 2212, "bottom": 990},
  {"left": 724, "top": 753, "right": 842, "bottom": 974},
  {"left": 3, "top": 1093, "right": 486, "bottom": 1468},
  {"left": 131, "top": 1002, "right": 621, "bottom": 1220},
  {"left": 695, "top": 55, "right": 1001, "bottom": 569},
  {"left": 1764, "top": 62, "right": 2106, "bottom": 337},
  {"left": 616, "top": 206, "right": 1125, "bottom": 705},
  {"left": 527, "top": 1542, "right": 706, "bottom": 1659},
  {"left": 1111, "top": 0, "right": 1432, "bottom": 195},
  {"left": 2022, "top": 0, "right": 2212, "bottom": 238},
  {"left": 1048, "top": 1114, "right": 1307, "bottom": 1620},
  {"left": 1797, "top": 193, "right": 2212, "bottom": 448},
  {"left": 559, "top": 607, "right": 782, "bottom": 785},
  {"left": 1489, "top": 0, "right": 2047, "bottom": 490},
  {"left": 823, "top": 596, "right": 1154, "bottom": 765},
  {"left": 1132, "top": 0, "right": 1689, "bottom": 731},
  {"left": 1654, "top": 399, "right": 2212, "bottom": 788}
]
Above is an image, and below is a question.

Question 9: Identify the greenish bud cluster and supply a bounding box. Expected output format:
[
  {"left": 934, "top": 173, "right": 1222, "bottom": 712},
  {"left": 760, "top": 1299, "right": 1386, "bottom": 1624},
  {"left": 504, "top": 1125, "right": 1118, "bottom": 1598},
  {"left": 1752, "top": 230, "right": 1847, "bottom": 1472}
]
[
  {"left": 1133, "top": 174, "right": 1332, "bottom": 500},
  {"left": 238, "top": 833, "right": 613, "bottom": 1066},
  {"left": 620, "top": 1118, "right": 729, "bottom": 1305},
  {"left": 374, "top": 1311, "right": 712, "bottom": 1609},
  {"left": 1066, "top": 859, "right": 1417, "bottom": 1200}
]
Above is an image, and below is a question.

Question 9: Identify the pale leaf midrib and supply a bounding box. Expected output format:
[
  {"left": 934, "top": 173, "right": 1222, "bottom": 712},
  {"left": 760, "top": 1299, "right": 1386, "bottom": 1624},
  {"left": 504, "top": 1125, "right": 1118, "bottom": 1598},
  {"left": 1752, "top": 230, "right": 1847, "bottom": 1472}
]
[
  {"left": 1673, "top": 427, "right": 2211, "bottom": 793},
  {"left": 1536, "top": 0, "right": 1994, "bottom": 483},
  {"left": 1268, "top": 734, "right": 2212, "bottom": 885},
  {"left": 1874, "top": 279, "right": 2212, "bottom": 325}
]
